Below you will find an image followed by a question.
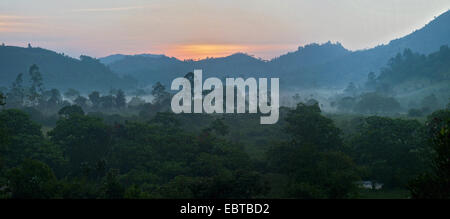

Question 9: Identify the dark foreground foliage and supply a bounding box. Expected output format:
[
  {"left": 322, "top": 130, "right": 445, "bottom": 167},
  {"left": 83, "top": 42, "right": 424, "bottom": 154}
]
[{"left": 1, "top": 102, "right": 447, "bottom": 199}]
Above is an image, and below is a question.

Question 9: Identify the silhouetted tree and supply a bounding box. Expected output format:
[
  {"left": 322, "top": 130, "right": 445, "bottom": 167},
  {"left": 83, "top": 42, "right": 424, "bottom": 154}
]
[
  {"left": 115, "top": 89, "right": 126, "bottom": 108},
  {"left": 58, "top": 105, "right": 85, "bottom": 118},
  {"left": 151, "top": 82, "right": 169, "bottom": 104},
  {"left": 88, "top": 91, "right": 101, "bottom": 108},
  {"left": 28, "top": 64, "right": 44, "bottom": 106},
  {"left": 8, "top": 73, "right": 25, "bottom": 107},
  {"left": 0, "top": 92, "right": 5, "bottom": 106}
]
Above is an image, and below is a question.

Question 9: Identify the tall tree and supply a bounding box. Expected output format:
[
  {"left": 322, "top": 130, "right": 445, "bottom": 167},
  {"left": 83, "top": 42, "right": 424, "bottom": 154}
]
[
  {"left": 28, "top": 64, "right": 44, "bottom": 105},
  {"left": 151, "top": 82, "right": 169, "bottom": 104},
  {"left": 88, "top": 91, "right": 101, "bottom": 108},
  {"left": 8, "top": 73, "right": 25, "bottom": 107},
  {"left": 115, "top": 89, "right": 126, "bottom": 108}
]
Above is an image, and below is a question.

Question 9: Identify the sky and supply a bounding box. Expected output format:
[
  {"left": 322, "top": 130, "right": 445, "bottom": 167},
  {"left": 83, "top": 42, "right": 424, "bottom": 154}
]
[{"left": 0, "top": 0, "right": 449, "bottom": 60}]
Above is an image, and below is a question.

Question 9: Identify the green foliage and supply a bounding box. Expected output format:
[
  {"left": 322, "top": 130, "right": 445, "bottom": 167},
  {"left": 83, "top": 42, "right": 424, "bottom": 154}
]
[
  {"left": 27, "top": 64, "right": 44, "bottom": 105},
  {"left": 408, "top": 109, "right": 450, "bottom": 198},
  {"left": 350, "top": 116, "right": 427, "bottom": 188},
  {"left": 0, "top": 46, "right": 136, "bottom": 91},
  {"left": 267, "top": 104, "right": 359, "bottom": 198},
  {"left": 49, "top": 113, "right": 110, "bottom": 172},
  {"left": 1, "top": 96, "right": 446, "bottom": 199},
  {"left": 285, "top": 103, "right": 342, "bottom": 151},
  {"left": 378, "top": 46, "right": 450, "bottom": 85},
  {"left": 100, "top": 169, "right": 125, "bottom": 199},
  {"left": 88, "top": 91, "right": 101, "bottom": 108},
  {"left": 0, "top": 109, "right": 64, "bottom": 171},
  {"left": 204, "top": 118, "right": 229, "bottom": 136},
  {"left": 7, "top": 159, "right": 58, "bottom": 198},
  {"left": 58, "top": 105, "right": 85, "bottom": 118}
]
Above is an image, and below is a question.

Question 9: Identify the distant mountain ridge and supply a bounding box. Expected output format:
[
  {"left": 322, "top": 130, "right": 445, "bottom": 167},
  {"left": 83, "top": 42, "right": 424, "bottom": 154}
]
[
  {"left": 1, "top": 10, "right": 449, "bottom": 91},
  {"left": 99, "top": 53, "right": 164, "bottom": 65},
  {"left": 0, "top": 46, "right": 136, "bottom": 91},
  {"left": 101, "top": 10, "right": 450, "bottom": 88}
]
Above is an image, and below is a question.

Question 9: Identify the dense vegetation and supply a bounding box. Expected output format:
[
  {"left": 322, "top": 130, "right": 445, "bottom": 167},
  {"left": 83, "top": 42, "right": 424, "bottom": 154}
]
[{"left": 0, "top": 74, "right": 448, "bottom": 198}]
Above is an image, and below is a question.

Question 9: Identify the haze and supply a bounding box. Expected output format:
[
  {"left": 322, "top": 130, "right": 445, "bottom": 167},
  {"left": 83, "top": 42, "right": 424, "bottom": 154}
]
[{"left": 1, "top": 0, "right": 449, "bottom": 60}]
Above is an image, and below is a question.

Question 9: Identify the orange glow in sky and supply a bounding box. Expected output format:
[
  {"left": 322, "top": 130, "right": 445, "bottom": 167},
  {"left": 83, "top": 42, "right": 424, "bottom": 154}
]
[
  {"left": 161, "top": 44, "right": 297, "bottom": 60},
  {"left": 2, "top": 1, "right": 449, "bottom": 60},
  {"left": 165, "top": 44, "right": 250, "bottom": 60}
]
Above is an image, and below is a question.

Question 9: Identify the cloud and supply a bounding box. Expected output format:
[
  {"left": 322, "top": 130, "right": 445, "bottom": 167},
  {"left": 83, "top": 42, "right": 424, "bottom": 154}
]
[
  {"left": 72, "top": 6, "right": 145, "bottom": 13},
  {"left": 0, "top": 15, "right": 44, "bottom": 33},
  {"left": 0, "top": 15, "right": 46, "bottom": 20}
]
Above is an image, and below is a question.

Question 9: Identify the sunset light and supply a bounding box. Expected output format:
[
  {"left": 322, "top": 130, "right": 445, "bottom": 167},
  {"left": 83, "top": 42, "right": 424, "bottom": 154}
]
[{"left": 166, "top": 44, "right": 248, "bottom": 60}]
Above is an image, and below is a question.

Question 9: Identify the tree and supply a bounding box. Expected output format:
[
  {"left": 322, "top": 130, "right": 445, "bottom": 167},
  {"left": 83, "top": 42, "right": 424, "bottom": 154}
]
[
  {"left": 49, "top": 113, "right": 110, "bottom": 172},
  {"left": 88, "top": 91, "right": 101, "bottom": 108},
  {"left": 100, "top": 95, "right": 115, "bottom": 109},
  {"left": 351, "top": 116, "right": 427, "bottom": 188},
  {"left": 101, "top": 169, "right": 125, "bottom": 199},
  {"left": 0, "top": 109, "right": 64, "bottom": 170},
  {"left": 7, "top": 159, "right": 58, "bottom": 199},
  {"left": 267, "top": 103, "right": 359, "bottom": 198},
  {"left": 207, "top": 118, "right": 229, "bottom": 136},
  {"left": 115, "top": 89, "right": 126, "bottom": 108},
  {"left": 46, "top": 88, "right": 63, "bottom": 106},
  {"left": 408, "top": 109, "right": 450, "bottom": 198},
  {"left": 0, "top": 92, "right": 5, "bottom": 106},
  {"left": 8, "top": 73, "right": 25, "bottom": 107},
  {"left": 151, "top": 82, "right": 169, "bottom": 104},
  {"left": 27, "top": 64, "right": 44, "bottom": 105},
  {"left": 285, "top": 103, "right": 342, "bottom": 151},
  {"left": 58, "top": 105, "right": 85, "bottom": 118},
  {"left": 74, "top": 96, "right": 89, "bottom": 109}
]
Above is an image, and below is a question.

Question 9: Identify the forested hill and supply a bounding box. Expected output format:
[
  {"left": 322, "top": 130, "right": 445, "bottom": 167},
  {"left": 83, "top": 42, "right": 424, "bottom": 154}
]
[
  {"left": 314, "top": 9, "right": 450, "bottom": 85},
  {"left": 1, "top": 10, "right": 449, "bottom": 91},
  {"left": 0, "top": 45, "right": 137, "bottom": 91},
  {"left": 102, "top": 10, "right": 450, "bottom": 89},
  {"left": 378, "top": 45, "right": 450, "bottom": 85}
]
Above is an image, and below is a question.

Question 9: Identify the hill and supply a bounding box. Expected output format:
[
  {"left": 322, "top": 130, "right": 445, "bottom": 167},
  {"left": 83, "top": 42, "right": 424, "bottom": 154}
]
[
  {"left": 0, "top": 46, "right": 137, "bottom": 91},
  {"left": 102, "top": 10, "right": 450, "bottom": 89}
]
